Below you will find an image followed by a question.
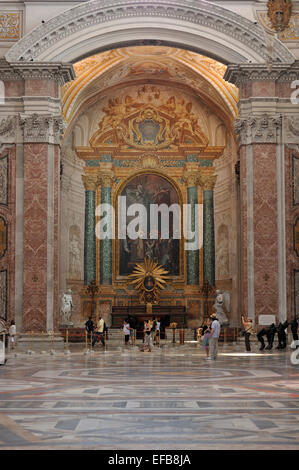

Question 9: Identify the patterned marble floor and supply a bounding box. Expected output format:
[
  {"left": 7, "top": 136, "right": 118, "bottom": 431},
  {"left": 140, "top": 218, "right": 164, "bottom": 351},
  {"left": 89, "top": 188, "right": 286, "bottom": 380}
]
[{"left": 0, "top": 343, "right": 298, "bottom": 450}]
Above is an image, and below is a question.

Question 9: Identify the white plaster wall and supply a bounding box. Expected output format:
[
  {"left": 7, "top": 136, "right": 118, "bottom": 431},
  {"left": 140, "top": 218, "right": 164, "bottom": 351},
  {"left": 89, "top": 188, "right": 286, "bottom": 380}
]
[{"left": 59, "top": 143, "right": 85, "bottom": 294}]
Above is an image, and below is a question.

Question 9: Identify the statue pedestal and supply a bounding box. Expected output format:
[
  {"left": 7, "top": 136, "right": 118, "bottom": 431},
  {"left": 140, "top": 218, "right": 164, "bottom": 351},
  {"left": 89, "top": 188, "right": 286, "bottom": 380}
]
[{"left": 16, "top": 334, "right": 65, "bottom": 353}]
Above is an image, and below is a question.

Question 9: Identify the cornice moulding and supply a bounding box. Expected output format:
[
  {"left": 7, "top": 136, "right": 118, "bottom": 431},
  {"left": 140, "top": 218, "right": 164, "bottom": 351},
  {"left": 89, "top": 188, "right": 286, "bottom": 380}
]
[
  {"left": 0, "top": 59, "right": 75, "bottom": 84},
  {"left": 225, "top": 62, "right": 299, "bottom": 85}
]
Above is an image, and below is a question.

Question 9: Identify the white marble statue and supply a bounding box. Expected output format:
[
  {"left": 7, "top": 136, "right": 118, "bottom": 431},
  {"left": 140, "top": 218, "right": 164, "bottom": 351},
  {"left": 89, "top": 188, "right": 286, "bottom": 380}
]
[
  {"left": 69, "top": 235, "right": 81, "bottom": 279},
  {"left": 213, "top": 290, "right": 229, "bottom": 326},
  {"left": 60, "top": 289, "right": 74, "bottom": 326}
]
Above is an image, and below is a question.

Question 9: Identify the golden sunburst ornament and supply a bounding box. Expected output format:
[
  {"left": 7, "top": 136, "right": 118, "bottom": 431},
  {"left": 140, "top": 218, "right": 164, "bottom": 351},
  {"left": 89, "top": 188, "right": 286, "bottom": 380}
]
[{"left": 129, "top": 257, "right": 169, "bottom": 304}]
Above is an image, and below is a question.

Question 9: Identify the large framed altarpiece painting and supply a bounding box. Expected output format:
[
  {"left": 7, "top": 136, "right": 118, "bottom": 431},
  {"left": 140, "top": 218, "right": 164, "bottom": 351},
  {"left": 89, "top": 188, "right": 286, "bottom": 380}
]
[{"left": 117, "top": 173, "right": 181, "bottom": 277}]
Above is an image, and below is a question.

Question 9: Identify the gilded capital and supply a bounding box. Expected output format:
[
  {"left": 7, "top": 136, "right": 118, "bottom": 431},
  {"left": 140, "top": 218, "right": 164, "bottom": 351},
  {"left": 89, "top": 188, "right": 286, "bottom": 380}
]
[
  {"left": 183, "top": 171, "right": 200, "bottom": 188},
  {"left": 97, "top": 170, "right": 115, "bottom": 187},
  {"left": 82, "top": 174, "right": 98, "bottom": 191},
  {"left": 199, "top": 174, "right": 217, "bottom": 191}
]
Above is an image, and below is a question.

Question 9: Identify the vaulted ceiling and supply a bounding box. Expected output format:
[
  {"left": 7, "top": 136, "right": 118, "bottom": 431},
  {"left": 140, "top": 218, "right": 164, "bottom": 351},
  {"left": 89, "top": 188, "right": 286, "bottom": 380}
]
[{"left": 61, "top": 46, "right": 238, "bottom": 133}]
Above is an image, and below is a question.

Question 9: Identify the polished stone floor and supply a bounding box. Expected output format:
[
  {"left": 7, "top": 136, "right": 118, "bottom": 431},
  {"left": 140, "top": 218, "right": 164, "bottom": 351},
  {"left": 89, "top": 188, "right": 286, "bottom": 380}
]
[{"left": 0, "top": 342, "right": 298, "bottom": 450}]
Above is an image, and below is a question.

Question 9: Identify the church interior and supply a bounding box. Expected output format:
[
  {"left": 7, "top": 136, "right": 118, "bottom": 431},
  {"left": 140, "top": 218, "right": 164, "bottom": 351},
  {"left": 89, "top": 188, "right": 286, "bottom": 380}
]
[{"left": 0, "top": 0, "right": 298, "bottom": 451}]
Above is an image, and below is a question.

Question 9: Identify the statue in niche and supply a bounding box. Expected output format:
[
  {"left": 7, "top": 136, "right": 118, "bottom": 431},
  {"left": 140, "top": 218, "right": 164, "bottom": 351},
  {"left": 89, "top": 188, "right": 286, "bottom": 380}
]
[
  {"left": 60, "top": 289, "right": 74, "bottom": 326},
  {"left": 213, "top": 290, "right": 230, "bottom": 326},
  {"left": 69, "top": 233, "right": 81, "bottom": 279}
]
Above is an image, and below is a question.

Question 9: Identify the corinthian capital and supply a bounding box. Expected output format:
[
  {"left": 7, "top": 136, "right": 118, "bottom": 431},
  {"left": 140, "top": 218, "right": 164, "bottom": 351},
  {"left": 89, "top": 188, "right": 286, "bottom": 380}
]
[
  {"left": 199, "top": 174, "right": 217, "bottom": 191},
  {"left": 19, "top": 113, "right": 65, "bottom": 144},
  {"left": 82, "top": 174, "right": 97, "bottom": 191},
  {"left": 97, "top": 170, "right": 115, "bottom": 187},
  {"left": 235, "top": 114, "right": 282, "bottom": 145},
  {"left": 183, "top": 171, "right": 200, "bottom": 188}
]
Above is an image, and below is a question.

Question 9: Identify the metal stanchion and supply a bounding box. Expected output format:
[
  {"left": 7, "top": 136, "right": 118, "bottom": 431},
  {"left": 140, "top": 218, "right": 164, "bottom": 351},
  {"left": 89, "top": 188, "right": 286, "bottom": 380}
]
[
  {"left": 179, "top": 328, "right": 184, "bottom": 345},
  {"left": 104, "top": 331, "right": 107, "bottom": 351}
]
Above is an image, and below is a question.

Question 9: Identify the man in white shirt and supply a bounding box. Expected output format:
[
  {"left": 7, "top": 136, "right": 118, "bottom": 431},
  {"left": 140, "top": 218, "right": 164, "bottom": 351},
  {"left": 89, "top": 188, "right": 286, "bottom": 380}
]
[
  {"left": 92, "top": 315, "right": 105, "bottom": 348},
  {"left": 209, "top": 314, "right": 221, "bottom": 360}
]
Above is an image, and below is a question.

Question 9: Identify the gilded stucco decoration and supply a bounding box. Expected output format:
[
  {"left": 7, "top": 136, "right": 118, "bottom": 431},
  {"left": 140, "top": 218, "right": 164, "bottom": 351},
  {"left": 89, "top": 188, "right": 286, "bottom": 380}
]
[
  {"left": 257, "top": 7, "right": 299, "bottom": 39},
  {"left": 0, "top": 12, "right": 22, "bottom": 41},
  {"left": 267, "top": 0, "right": 292, "bottom": 32},
  {"left": 90, "top": 85, "right": 208, "bottom": 152}
]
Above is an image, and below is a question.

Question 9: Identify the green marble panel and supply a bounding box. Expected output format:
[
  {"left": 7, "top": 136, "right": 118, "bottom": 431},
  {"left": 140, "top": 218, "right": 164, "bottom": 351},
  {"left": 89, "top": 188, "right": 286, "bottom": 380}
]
[
  {"left": 84, "top": 190, "right": 96, "bottom": 285},
  {"left": 203, "top": 190, "right": 215, "bottom": 286},
  {"left": 187, "top": 186, "right": 199, "bottom": 285},
  {"left": 100, "top": 186, "right": 112, "bottom": 285}
]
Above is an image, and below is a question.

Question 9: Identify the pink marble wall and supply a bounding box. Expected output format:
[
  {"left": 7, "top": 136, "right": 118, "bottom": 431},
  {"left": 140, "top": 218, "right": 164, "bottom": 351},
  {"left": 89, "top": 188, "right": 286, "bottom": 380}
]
[
  {"left": 23, "top": 143, "right": 48, "bottom": 332},
  {"left": 0, "top": 147, "right": 16, "bottom": 323},
  {"left": 285, "top": 146, "right": 299, "bottom": 320},
  {"left": 25, "top": 80, "right": 59, "bottom": 98},
  {"left": 253, "top": 144, "right": 278, "bottom": 318},
  {"left": 4, "top": 80, "right": 24, "bottom": 97},
  {"left": 252, "top": 81, "right": 276, "bottom": 97}
]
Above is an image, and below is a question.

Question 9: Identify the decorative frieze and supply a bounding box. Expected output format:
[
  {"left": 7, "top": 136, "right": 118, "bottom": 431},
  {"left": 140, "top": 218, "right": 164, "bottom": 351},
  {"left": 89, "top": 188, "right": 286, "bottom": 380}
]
[{"left": 235, "top": 114, "right": 282, "bottom": 145}]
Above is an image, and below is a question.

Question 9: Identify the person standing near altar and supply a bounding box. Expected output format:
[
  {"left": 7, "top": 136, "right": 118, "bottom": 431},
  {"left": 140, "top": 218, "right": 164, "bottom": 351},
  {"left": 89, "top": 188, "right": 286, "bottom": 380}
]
[
  {"left": 92, "top": 315, "right": 105, "bottom": 349},
  {"left": 209, "top": 314, "right": 220, "bottom": 360}
]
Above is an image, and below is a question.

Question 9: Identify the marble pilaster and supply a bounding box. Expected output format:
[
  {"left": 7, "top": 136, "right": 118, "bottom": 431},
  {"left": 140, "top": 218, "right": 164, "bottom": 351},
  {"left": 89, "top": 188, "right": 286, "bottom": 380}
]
[
  {"left": 225, "top": 63, "right": 299, "bottom": 324},
  {"left": 0, "top": 60, "right": 75, "bottom": 333}
]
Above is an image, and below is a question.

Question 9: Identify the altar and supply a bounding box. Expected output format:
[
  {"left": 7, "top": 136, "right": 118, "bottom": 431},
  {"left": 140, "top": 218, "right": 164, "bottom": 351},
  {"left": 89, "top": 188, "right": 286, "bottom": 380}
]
[{"left": 112, "top": 305, "right": 186, "bottom": 339}]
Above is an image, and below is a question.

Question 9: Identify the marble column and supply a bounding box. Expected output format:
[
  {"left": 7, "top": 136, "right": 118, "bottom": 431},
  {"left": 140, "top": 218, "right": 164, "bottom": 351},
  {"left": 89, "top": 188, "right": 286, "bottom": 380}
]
[
  {"left": 184, "top": 173, "right": 199, "bottom": 285},
  {"left": 98, "top": 171, "right": 115, "bottom": 285},
  {"left": 82, "top": 175, "right": 97, "bottom": 285},
  {"left": 201, "top": 175, "right": 217, "bottom": 287}
]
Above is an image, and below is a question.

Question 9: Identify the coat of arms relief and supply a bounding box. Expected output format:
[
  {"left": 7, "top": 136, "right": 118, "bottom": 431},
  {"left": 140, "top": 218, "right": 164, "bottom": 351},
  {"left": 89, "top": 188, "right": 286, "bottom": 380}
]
[
  {"left": 90, "top": 85, "right": 208, "bottom": 151},
  {"left": 267, "top": 0, "right": 292, "bottom": 32}
]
